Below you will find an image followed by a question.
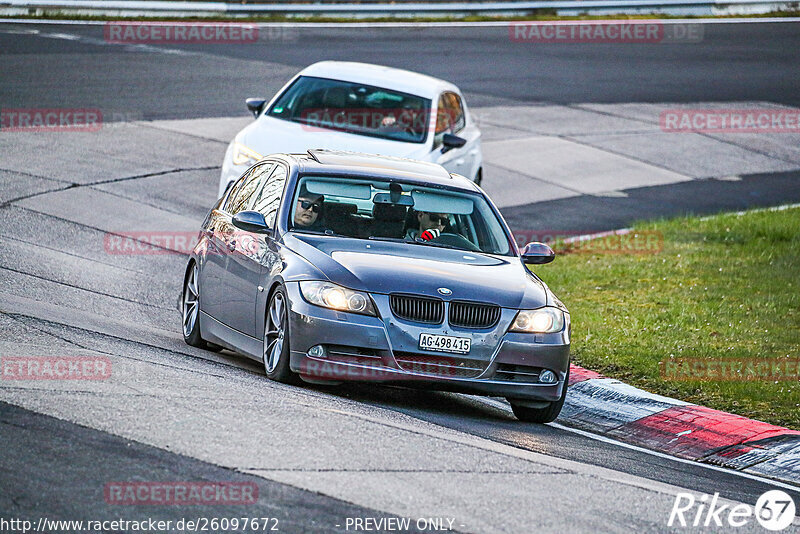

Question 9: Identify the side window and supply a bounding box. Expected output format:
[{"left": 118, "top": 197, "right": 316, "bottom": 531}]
[
  {"left": 252, "top": 164, "right": 288, "bottom": 227},
  {"left": 433, "top": 92, "right": 466, "bottom": 147},
  {"left": 227, "top": 163, "right": 273, "bottom": 215},
  {"left": 222, "top": 168, "right": 253, "bottom": 212}
]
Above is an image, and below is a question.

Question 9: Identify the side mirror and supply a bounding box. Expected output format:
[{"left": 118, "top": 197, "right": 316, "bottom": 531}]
[
  {"left": 521, "top": 242, "right": 555, "bottom": 265},
  {"left": 440, "top": 133, "right": 467, "bottom": 154},
  {"left": 232, "top": 211, "right": 272, "bottom": 234},
  {"left": 245, "top": 98, "right": 268, "bottom": 118}
]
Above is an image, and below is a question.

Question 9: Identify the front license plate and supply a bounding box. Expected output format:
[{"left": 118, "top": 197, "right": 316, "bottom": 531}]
[{"left": 418, "top": 333, "right": 471, "bottom": 354}]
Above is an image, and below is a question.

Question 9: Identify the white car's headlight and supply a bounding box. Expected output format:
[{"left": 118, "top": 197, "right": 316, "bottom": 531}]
[
  {"left": 231, "top": 142, "right": 263, "bottom": 166},
  {"left": 509, "top": 307, "right": 564, "bottom": 333},
  {"left": 299, "top": 281, "right": 377, "bottom": 316}
]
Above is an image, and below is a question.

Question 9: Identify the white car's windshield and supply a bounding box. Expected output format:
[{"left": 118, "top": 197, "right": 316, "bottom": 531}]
[
  {"left": 267, "top": 76, "right": 431, "bottom": 144},
  {"left": 289, "top": 175, "right": 513, "bottom": 256}
]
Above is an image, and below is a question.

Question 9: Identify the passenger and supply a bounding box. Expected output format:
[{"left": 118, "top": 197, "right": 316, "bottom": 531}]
[{"left": 406, "top": 210, "right": 448, "bottom": 241}]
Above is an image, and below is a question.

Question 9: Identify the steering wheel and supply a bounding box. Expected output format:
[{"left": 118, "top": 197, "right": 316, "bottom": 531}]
[{"left": 430, "top": 232, "right": 481, "bottom": 252}]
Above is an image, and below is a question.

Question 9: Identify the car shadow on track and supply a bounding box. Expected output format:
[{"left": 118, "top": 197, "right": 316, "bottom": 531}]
[{"left": 303, "top": 380, "right": 533, "bottom": 426}]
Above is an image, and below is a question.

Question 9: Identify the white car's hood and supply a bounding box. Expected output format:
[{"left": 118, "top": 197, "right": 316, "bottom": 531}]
[{"left": 240, "top": 116, "right": 433, "bottom": 160}]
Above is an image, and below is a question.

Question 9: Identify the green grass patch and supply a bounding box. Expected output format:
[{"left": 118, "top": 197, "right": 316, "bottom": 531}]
[
  {"left": 5, "top": 9, "right": 800, "bottom": 23},
  {"left": 535, "top": 207, "right": 800, "bottom": 429}
]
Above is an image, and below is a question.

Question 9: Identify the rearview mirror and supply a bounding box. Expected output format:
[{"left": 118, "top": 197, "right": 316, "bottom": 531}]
[
  {"left": 232, "top": 211, "right": 272, "bottom": 234},
  {"left": 373, "top": 193, "right": 413, "bottom": 206},
  {"left": 441, "top": 133, "right": 467, "bottom": 154},
  {"left": 245, "top": 98, "right": 268, "bottom": 118},
  {"left": 521, "top": 242, "right": 555, "bottom": 265}
]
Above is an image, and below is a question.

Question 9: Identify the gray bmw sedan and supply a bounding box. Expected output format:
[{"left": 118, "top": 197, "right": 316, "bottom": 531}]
[{"left": 182, "top": 150, "right": 570, "bottom": 422}]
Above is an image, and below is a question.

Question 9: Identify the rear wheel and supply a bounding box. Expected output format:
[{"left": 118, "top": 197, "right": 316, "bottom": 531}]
[
  {"left": 181, "top": 262, "right": 222, "bottom": 352},
  {"left": 508, "top": 367, "right": 569, "bottom": 423},
  {"left": 263, "top": 286, "right": 299, "bottom": 384},
  {"left": 182, "top": 262, "right": 208, "bottom": 347}
]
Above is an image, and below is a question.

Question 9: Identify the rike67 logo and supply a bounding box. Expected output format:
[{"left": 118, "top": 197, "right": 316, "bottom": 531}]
[{"left": 669, "top": 490, "right": 796, "bottom": 531}]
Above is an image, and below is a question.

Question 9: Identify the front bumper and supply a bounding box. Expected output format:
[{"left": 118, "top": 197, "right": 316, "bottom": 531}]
[{"left": 284, "top": 283, "right": 570, "bottom": 402}]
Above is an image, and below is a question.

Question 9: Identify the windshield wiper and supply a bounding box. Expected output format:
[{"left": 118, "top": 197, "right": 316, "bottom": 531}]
[
  {"left": 368, "top": 235, "right": 462, "bottom": 250},
  {"left": 412, "top": 239, "right": 463, "bottom": 251},
  {"left": 367, "top": 236, "right": 411, "bottom": 243}
]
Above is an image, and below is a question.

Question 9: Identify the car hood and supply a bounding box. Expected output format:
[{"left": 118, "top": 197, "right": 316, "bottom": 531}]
[
  {"left": 285, "top": 234, "right": 547, "bottom": 309},
  {"left": 240, "top": 116, "right": 433, "bottom": 160}
]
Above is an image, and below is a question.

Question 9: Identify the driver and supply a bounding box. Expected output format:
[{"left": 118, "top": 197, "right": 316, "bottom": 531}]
[
  {"left": 293, "top": 186, "right": 325, "bottom": 229},
  {"left": 406, "top": 211, "right": 448, "bottom": 241}
]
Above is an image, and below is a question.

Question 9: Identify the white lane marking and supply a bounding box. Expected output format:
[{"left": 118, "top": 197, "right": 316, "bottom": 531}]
[
  {"left": 17, "top": 27, "right": 197, "bottom": 55},
  {"left": 557, "top": 203, "right": 800, "bottom": 244},
  {"left": 39, "top": 31, "right": 81, "bottom": 40},
  {"left": 699, "top": 202, "right": 800, "bottom": 220},
  {"left": 668, "top": 429, "right": 693, "bottom": 443},
  {"left": 1, "top": 17, "right": 800, "bottom": 27},
  {"left": 476, "top": 395, "right": 800, "bottom": 494},
  {"left": 0, "top": 27, "right": 40, "bottom": 33}
]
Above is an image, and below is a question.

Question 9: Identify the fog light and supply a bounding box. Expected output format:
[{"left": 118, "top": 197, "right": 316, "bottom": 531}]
[
  {"left": 539, "top": 370, "right": 557, "bottom": 384},
  {"left": 307, "top": 345, "right": 326, "bottom": 358}
]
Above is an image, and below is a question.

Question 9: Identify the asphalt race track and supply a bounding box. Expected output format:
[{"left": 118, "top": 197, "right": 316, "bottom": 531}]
[{"left": 1, "top": 20, "right": 800, "bottom": 533}]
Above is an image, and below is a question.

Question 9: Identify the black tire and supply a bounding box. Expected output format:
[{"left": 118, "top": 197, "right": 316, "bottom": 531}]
[
  {"left": 182, "top": 261, "right": 207, "bottom": 348},
  {"left": 508, "top": 366, "right": 569, "bottom": 423},
  {"left": 263, "top": 286, "right": 300, "bottom": 384}
]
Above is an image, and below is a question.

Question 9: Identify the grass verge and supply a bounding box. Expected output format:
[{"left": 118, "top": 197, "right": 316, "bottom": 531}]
[
  {"left": 3, "top": 10, "right": 800, "bottom": 23},
  {"left": 535, "top": 206, "right": 800, "bottom": 429}
]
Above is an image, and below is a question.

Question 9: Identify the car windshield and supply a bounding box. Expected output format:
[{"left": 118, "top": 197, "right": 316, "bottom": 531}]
[
  {"left": 289, "top": 176, "right": 513, "bottom": 256},
  {"left": 267, "top": 76, "right": 431, "bottom": 144}
]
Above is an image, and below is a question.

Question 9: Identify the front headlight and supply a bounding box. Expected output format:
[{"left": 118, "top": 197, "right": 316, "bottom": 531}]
[
  {"left": 299, "top": 281, "right": 377, "bottom": 316},
  {"left": 231, "top": 142, "right": 263, "bottom": 167},
  {"left": 509, "top": 307, "right": 564, "bottom": 333}
]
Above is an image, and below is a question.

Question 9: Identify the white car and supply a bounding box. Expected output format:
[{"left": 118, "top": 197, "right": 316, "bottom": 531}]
[{"left": 218, "top": 61, "right": 482, "bottom": 198}]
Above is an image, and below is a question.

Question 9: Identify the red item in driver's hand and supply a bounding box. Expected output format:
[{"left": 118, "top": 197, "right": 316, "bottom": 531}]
[{"left": 420, "top": 228, "right": 441, "bottom": 241}]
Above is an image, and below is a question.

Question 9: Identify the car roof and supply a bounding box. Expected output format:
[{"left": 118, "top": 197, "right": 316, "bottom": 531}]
[
  {"left": 271, "top": 150, "right": 478, "bottom": 191},
  {"left": 298, "top": 61, "right": 459, "bottom": 100}
]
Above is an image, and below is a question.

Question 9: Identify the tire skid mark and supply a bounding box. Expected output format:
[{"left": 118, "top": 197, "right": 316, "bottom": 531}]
[
  {"left": 1, "top": 311, "right": 234, "bottom": 379},
  {"left": 0, "top": 265, "right": 172, "bottom": 311}
]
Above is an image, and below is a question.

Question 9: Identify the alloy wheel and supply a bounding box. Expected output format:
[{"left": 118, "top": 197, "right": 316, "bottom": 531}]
[
  {"left": 264, "top": 291, "right": 286, "bottom": 373},
  {"left": 182, "top": 264, "right": 199, "bottom": 338}
]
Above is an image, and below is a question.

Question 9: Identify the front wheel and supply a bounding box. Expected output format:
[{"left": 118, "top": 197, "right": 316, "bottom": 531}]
[
  {"left": 263, "top": 286, "right": 299, "bottom": 384},
  {"left": 473, "top": 168, "right": 482, "bottom": 186},
  {"left": 508, "top": 367, "right": 569, "bottom": 423}
]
